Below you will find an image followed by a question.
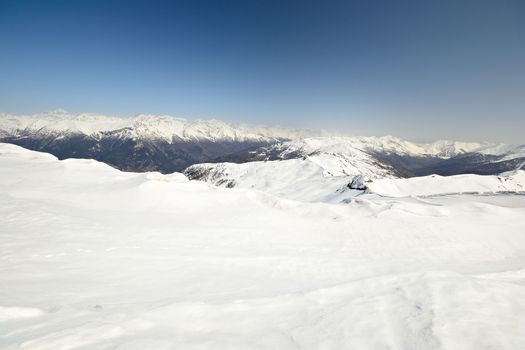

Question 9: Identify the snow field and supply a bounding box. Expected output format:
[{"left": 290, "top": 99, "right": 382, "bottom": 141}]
[{"left": 1, "top": 143, "right": 525, "bottom": 349}]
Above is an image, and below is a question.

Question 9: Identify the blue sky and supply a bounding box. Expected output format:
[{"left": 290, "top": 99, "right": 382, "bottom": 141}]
[{"left": 0, "top": 0, "right": 524, "bottom": 142}]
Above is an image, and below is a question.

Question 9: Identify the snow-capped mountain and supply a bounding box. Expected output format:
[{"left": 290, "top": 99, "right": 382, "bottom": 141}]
[
  {"left": 1, "top": 110, "right": 523, "bottom": 175},
  {"left": 218, "top": 137, "right": 525, "bottom": 176},
  {"left": 0, "top": 110, "right": 518, "bottom": 155},
  {"left": 218, "top": 136, "right": 520, "bottom": 162},
  {"left": 0, "top": 110, "right": 328, "bottom": 172},
  {"left": 0, "top": 109, "right": 323, "bottom": 142}
]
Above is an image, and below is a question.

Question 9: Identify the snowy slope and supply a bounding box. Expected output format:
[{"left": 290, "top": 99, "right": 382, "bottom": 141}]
[
  {"left": 185, "top": 159, "right": 525, "bottom": 202},
  {"left": 185, "top": 137, "right": 525, "bottom": 202},
  {"left": 368, "top": 171, "right": 525, "bottom": 197},
  {"left": 185, "top": 159, "right": 357, "bottom": 203},
  {"left": 184, "top": 145, "right": 401, "bottom": 202},
  {"left": 2, "top": 143, "right": 525, "bottom": 349}
]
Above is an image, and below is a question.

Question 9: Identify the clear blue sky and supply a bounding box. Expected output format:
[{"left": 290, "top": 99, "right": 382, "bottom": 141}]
[{"left": 1, "top": 0, "right": 524, "bottom": 142}]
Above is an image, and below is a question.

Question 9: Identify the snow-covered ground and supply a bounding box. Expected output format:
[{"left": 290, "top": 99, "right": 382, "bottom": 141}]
[
  {"left": 185, "top": 157, "right": 525, "bottom": 203},
  {"left": 368, "top": 171, "right": 525, "bottom": 197},
  {"left": 184, "top": 151, "right": 397, "bottom": 203},
  {"left": 2, "top": 143, "right": 525, "bottom": 349}
]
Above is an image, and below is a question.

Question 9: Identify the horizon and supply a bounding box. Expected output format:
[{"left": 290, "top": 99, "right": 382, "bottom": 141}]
[
  {"left": 1, "top": 107, "right": 521, "bottom": 146},
  {"left": 1, "top": 0, "right": 524, "bottom": 143}
]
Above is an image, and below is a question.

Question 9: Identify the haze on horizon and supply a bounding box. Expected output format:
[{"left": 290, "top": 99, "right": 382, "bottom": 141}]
[{"left": 0, "top": 0, "right": 524, "bottom": 143}]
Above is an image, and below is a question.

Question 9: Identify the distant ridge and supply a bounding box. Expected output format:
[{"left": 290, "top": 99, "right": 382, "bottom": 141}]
[
  {"left": 0, "top": 109, "right": 326, "bottom": 142},
  {"left": 1, "top": 110, "right": 524, "bottom": 175}
]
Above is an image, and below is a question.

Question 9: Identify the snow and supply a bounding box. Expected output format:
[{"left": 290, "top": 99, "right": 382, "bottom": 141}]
[
  {"left": 272, "top": 136, "right": 522, "bottom": 159},
  {"left": 0, "top": 110, "right": 324, "bottom": 143},
  {"left": 185, "top": 150, "right": 398, "bottom": 202},
  {"left": 186, "top": 158, "right": 359, "bottom": 203},
  {"left": 0, "top": 109, "right": 130, "bottom": 135},
  {"left": 368, "top": 171, "right": 525, "bottom": 197},
  {"left": 2, "top": 143, "right": 525, "bottom": 349},
  {"left": 186, "top": 149, "right": 524, "bottom": 203},
  {"left": 2, "top": 110, "right": 523, "bottom": 157}
]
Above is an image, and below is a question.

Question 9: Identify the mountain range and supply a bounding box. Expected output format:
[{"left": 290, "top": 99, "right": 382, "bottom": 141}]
[
  {"left": 0, "top": 109, "right": 324, "bottom": 172},
  {"left": 1, "top": 110, "right": 524, "bottom": 180}
]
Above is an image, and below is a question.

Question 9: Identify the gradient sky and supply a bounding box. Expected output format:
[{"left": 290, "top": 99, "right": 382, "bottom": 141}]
[{"left": 1, "top": 0, "right": 524, "bottom": 142}]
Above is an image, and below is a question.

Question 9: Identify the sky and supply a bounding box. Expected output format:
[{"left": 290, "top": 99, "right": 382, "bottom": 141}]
[{"left": 0, "top": 0, "right": 524, "bottom": 143}]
